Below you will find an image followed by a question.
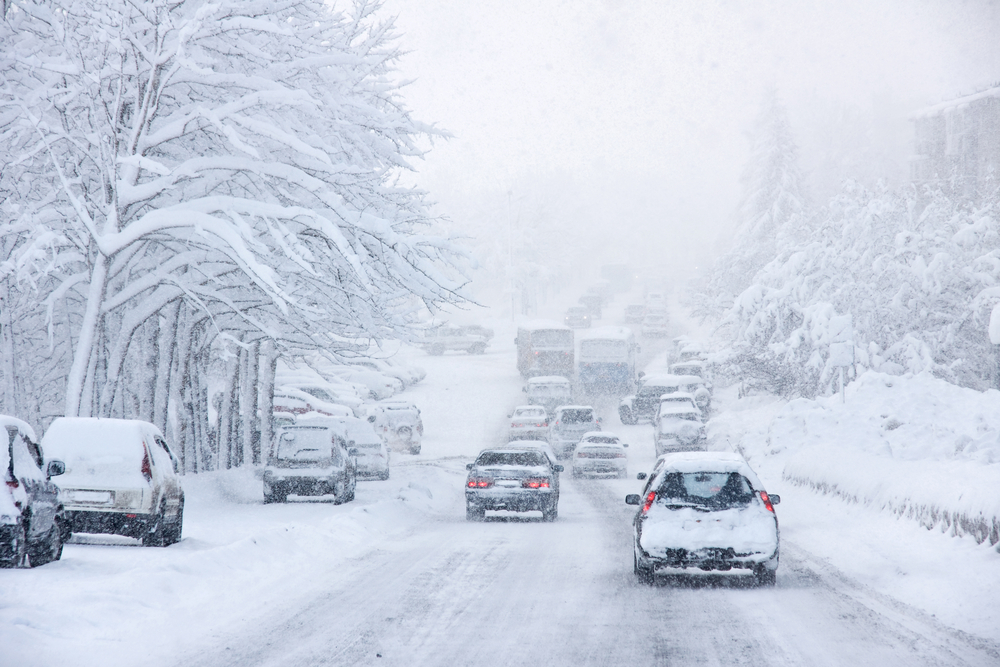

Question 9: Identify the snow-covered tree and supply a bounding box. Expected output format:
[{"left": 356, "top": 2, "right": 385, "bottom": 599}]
[{"left": 0, "top": 0, "right": 470, "bottom": 464}]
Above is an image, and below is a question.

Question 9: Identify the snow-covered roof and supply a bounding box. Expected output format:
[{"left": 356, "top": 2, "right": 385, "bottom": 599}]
[
  {"left": 579, "top": 326, "right": 634, "bottom": 341},
  {"left": 911, "top": 85, "right": 1000, "bottom": 119},
  {"left": 0, "top": 415, "right": 37, "bottom": 443},
  {"left": 654, "top": 451, "right": 763, "bottom": 488}
]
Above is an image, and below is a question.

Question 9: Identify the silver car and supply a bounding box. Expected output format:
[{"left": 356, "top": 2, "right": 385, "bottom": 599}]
[
  {"left": 465, "top": 448, "right": 563, "bottom": 521},
  {"left": 508, "top": 406, "right": 549, "bottom": 441},
  {"left": 626, "top": 451, "right": 780, "bottom": 586}
]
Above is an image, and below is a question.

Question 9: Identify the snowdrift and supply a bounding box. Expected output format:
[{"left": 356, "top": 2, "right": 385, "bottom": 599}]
[{"left": 770, "top": 372, "right": 1000, "bottom": 547}]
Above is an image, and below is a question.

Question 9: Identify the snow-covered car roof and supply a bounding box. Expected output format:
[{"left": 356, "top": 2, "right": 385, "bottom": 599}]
[
  {"left": 527, "top": 375, "right": 571, "bottom": 385},
  {"left": 0, "top": 415, "right": 37, "bottom": 442},
  {"left": 512, "top": 405, "right": 547, "bottom": 414},
  {"left": 653, "top": 451, "right": 764, "bottom": 489},
  {"left": 658, "top": 403, "right": 701, "bottom": 416},
  {"left": 553, "top": 405, "right": 595, "bottom": 412},
  {"left": 659, "top": 392, "right": 696, "bottom": 402}
]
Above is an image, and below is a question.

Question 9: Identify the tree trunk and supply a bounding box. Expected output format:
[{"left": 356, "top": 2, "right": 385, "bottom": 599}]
[
  {"left": 0, "top": 282, "right": 16, "bottom": 416},
  {"left": 259, "top": 341, "right": 277, "bottom": 465},
  {"left": 66, "top": 253, "right": 108, "bottom": 417},
  {"left": 241, "top": 341, "right": 260, "bottom": 466},
  {"left": 218, "top": 353, "right": 240, "bottom": 469},
  {"left": 154, "top": 301, "right": 181, "bottom": 435}
]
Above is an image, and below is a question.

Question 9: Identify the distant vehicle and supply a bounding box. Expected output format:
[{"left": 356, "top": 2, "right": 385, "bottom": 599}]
[
  {"left": 326, "top": 366, "right": 402, "bottom": 400},
  {"left": 578, "top": 293, "right": 602, "bottom": 319},
  {"left": 369, "top": 400, "right": 423, "bottom": 454},
  {"left": 564, "top": 306, "right": 591, "bottom": 329},
  {"left": 620, "top": 373, "right": 707, "bottom": 424},
  {"left": 654, "top": 405, "right": 706, "bottom": 456},
  {"left": 515, "top": 322, "right": 574, "bottom": 378},
  {"left": 577, "top": 326, "right": 638, "bottom": 395},
  {"left": 549, "top": 405, "right": 601, "bottom": 458},
  {"left": 1, "top": 416, "right": 66, "bottom": 567},
  {"left": 626, "top": 451, "right": 780, "bottom": 586},
  {"left": 286, "top": 382, "right": 364, "bottom": 414},
  {"left": 42, "top": 418, "right": 184, "bottom": 547},
  {"left": 641, "top": 312, "right": 670, "bottom": 337},
  {"left": 508, "top": 406, "right": 550, "bottom": 441},
  {"left": 671, "top": 360, "right": 706, "bottom": 380},
  {"left": 645, "top": 291, "right": 666, "bottom": 308},
  {"left": 600, "top": 263, "right": 633, "bottom": 294},
  {"left": 623, "top": 304, "right": 646, "bottom": 323},
  {"left": 263, "top": 423, "right": 357, "bottom": 503},
  {"left": 459, "top": 324, "right": 495, "bottom": 342},
  {"left": 274, "top": 387, "right": 355, "bottom": 418},
  {"left": 572, "top": 432, "right": 628, "bottom": 479},
  {"left": 351, "top": 358, "right": 424, "bottom": 389},
  {"left": 655, "top": 393, "right": 702, "bottom": 422},
  {"left": 326, "top": 415, "right": 390, "bottom": 481},
  {"left": 465, "top": 448, "right": 563, "bottom": 521},
  {"left": 524, "top": 375, "right": 573, "bottom": 414},
  {"left": 420, "top": 323, "right": 489, "bottom": 355}
]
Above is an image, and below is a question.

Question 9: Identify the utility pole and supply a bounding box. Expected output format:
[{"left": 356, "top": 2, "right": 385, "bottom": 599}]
[{"left": 507, "top": 190, "right": 514, "bottom": 321}]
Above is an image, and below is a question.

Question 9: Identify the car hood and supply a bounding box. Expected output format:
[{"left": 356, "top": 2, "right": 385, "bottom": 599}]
[{"left": 639, "top": 504, "right": 777, "bottom": 557}]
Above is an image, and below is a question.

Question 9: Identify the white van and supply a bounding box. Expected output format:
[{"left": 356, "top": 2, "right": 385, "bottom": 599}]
[{"left": 41, "top": 418, "right": 184, "bottom": 547}]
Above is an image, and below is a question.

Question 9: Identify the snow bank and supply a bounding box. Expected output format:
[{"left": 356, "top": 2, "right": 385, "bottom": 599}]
[{"left": 770, "top": 372, "right": 1000, "bottom": 547}]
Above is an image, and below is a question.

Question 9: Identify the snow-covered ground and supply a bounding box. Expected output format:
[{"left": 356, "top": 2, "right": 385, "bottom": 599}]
[{"left": 2, "top": 313, "right": 1000, "bottom": 666}]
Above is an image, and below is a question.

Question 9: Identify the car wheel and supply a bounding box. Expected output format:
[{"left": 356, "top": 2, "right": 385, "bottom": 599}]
[
  {"left": 142, "top": 503, "right": 168, "bottom": 547},
  {"left": 542, "top": 502, "right": 558, "bottom": 522},
  {"left": 634, "top": 550, "right": 654, "bottom": 585},
  {"left": 163, "top": 499, "right": 184, "bottom": 546},
  {"left": 0, "top": 522, "right": 27, "bottom": 568},
  {"left": 346, "top": 475, "right": 356, "bottom": 502},
  {"left": 468, "top": 343, "right": 486, "bottom": 355},
  {"left": 754, "top": 564, "right": 776, "bottom": 587},
  {"left": 466, "top": 503, "right": 485, "bottom": 521},
  {"left": 378, "top": 469, "right": 390, "bottom": 480},
  {"left": 409, "top": 445, "right": 421, "bottom": 455},
  {"left": 27, "top": 522, "right": 63, "bottom": 567},
  {"left": 619, "top": 407, "right": 636, "bottom": 425},
  {"left": 264, "top": 488, "right": 287, "bottom": 504}
]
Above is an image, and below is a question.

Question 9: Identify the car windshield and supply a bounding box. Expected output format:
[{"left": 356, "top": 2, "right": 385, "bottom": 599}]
[
  {"left": 514, "top": 408, "right": 546, "bottom": 418},
  {"left": 475, "top": 451, "right": 547, "bottom": 467},
  {"left": 656, "top": 472, "right": 755, "bottom": 509},
  {"left": 530, "top": 330, "right": 572, "bottom": 347},
  {"left": 559, "top": 409, "right": 594, "bottom": 424},
  {"left": 583, "top": 436, "right": 618, "bottom": 444},
  {"left": 276, "top": 428, "right": 339, "bottom": 464}
]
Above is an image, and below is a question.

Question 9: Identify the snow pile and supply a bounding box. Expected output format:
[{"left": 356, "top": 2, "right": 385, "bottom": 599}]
[{"left": 770, "top": 372, "right": 1000, "bottom": 547}]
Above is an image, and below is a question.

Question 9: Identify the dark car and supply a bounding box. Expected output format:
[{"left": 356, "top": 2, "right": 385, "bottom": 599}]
[
  {"left": 263, "top": 423, "right": 357, "bottom": 503},
  {"left": 465, "top": 448, "right": 563, "bottom": 521},
  {"left": 619, "top": 373, "right": 701, "bottom": 425},
  {"left": 1, "top": 416, "right": 67, "bottom": 568}
]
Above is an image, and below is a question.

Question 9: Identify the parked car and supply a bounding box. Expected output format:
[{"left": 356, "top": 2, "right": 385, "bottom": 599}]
[
  {"left": 654, "top": 405, "right": 706, "bottom": 456},
  {"left": 524, "top": 375, "right": 573, "bottom": 414},
  {"left": 282, "top": 381, "right": 364, "bottom": 414},
  {"left": 369, "top": 400, "right": 423, "bottom": 454},
  {"left": 465, "top": 448, "right": 563, "bottom": 521},
  {"left": 459, "top": 324, "right": 495, "bottom": 342},
  {"left": 274, "top": 387, "right": 354, "bottom": 418},
  {"left": 623, "top": 304, "right": 646, "bottom": 323},
  {"left": 572, "top": 432, "right": 628, "bottom": 479},
  {"left": 351, "top": 358, "right": 424, "bottom": 389},
  {"left": 42, "top": 418, "right": 184, "bottom": 547},
  {"left": 508, "top": 406, "right": 550, "bottom": 441},
  {"left": 263, "top": 423, "right": 357, "bottom": 503},
  {"left": 326, "top": 366, "right": 402, "bottom": 401},
  {"left": 620, "top": 373, "right": 694, "bottom": 425},
  {"left": 578, "top": 294, "right": 602, "bottom": 319},
  {"left": 655, "top": 393, "right": 702, "bottom": 422},
  {"left": 332, "top": 416, "right": 390, "bottom": 481},
  {"left": 419, "top": 323, "right": 489, "bottom": 355},
  {"left": 641, "top": 313, "right": 670, "bottom": 337},
  {"left": 1, "top": 416, "right": 66, "bottom": 568},
  {"left": 626, "top": 451, "right": 780, "bottom": 586},
  {"left": 549, "top": 405, "right": 601, "bottom": 458},
  {"left": 564, "top": 306, "right": 592, "bottom": 329}
]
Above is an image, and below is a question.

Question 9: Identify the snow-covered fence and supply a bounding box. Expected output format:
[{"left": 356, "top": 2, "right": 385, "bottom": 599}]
[{"left": 771, "top": 372, "right": 1000, "bottom": 548}]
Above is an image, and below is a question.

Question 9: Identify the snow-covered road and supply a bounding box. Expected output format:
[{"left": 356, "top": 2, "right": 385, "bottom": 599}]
[{"left": 3, "top": 321, "right": 999, "bottom": 666}]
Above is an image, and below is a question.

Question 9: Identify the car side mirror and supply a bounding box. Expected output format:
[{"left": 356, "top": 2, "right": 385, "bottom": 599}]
[
  {"left": 622, "top": 443, "right": 629, "bottom": 448},
  {"left": 636, "top": 472, "right": 647, "bottom": 480},
  {"left": 553, "top": 464, "right": 564, "bottom": 473},
  {"left": 46, "top": 460, "right": 66, "bottom": 478},
  {"left": 625, "top": 494, "right": 641, "bottom": 505},
  {"left": 348, "top": 448, "right": 359, "bottom": 457},
  {"left": 367, "top": 415, "right": 376, "bottom": 423},
  {"left": 769, "top": 494, "right": 781, "bottom": 505},
  {"left": 466, "top": 463, "right": 474, "bottom": 470}
]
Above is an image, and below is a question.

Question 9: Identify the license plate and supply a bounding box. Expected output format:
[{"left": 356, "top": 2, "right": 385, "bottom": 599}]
[
  {"left": 70, "top": 490, "right": 113, "bottom": 504},
  {"left": 496, "top": 479, "right": 519, "bottom": 488}
]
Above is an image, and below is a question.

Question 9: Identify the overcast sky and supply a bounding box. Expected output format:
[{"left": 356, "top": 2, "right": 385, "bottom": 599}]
[{"left": 382, "top": 0, "right": 1000, "bottom": 295}]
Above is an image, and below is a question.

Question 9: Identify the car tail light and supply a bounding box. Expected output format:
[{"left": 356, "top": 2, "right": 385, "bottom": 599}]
[
  {"left": 5, "top": 478, "right": 18, "bottom": 490},
  {"left": 615, "top": 452, "right": 626, "bottom": 458},
  {"left": 467, "top": 477, "right": 493, "bottom": 488},
  {"left": 642, "top": 491, "right": 656, "bottom": 514},
  {"left": 523, "top": 478, "right": 550, "bottom": 489},
  {"left": 576, "top": 451, "right": 589, "bottom": 458},
  {"left": 141, "top": 447, "right": 152, "bottom": 482},
  {"left": 760, "top": 491, "right": 775, "bottom": 513},
  {"left": 535, "top": 423, "right": 545, "bottom": 428}
]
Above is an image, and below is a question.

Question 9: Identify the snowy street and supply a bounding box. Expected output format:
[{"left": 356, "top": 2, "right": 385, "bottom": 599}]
[{"left": 4, "top": 328, "right": 999, "bottom": 667}]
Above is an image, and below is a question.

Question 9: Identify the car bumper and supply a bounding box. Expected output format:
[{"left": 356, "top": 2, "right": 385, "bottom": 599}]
[
  {"left": 573, "top": 460, "right": 627, "bottom": 475},
  {"left": 466, "top": 488, "right": 555, "bottom": 512},
  {"left": 65, "top": 509, "right": 156, "bottom": 539},
  {"left": 637, "top": 543, "right": 778, "bottom": 572},
  {"left": 264, "top": 475, "right": 342, "bottom": 497}
]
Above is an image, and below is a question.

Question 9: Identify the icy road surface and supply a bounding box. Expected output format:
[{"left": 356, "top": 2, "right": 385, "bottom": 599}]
[{"left": 3, "top": 324, "right": 999, "bottom": 666}]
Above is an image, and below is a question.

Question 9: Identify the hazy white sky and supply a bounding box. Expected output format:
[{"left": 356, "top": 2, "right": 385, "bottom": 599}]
[{"left": 382, "top": 0, "right": 1000, "bottom": 292}]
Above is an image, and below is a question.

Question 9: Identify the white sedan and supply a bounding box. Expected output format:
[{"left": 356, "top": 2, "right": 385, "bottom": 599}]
[
  {"left": 508, "top": 406, "right": 549, "bottom": 441},
  {"left": 571, "top": 432, "right": 629, "bottom": 478}
]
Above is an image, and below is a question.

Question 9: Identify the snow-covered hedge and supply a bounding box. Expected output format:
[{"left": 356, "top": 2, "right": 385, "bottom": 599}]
[{"left": 770, "top": 372, "right": 1000, "bottom": 547}]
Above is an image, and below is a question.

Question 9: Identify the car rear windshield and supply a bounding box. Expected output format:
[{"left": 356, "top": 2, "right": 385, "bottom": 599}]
[
  {"left": 476, "top": 451, "right": 546, "bottom": 467},
  {"left": 656, "top": 472, "right": 755, "bottom": 509},
  {"left": 559, "top": 409, "right": 594, "bottom": 424},
  {"left": 638, "top": 385, "right": 674, "bottom": 398},
  {"left": 529, "top": 384, "right": 569, "bottom": 395},
  {"left": 515, "top": 408, "right": 546, "bottom": 418},
  {"left": 276, "top": 428, "right": 340, "bottom": 464},
  {"left": 531, "top": 330, "right": 572, "bottom": 347},
  {"left": 584, "top": 436, "right": 618, "bottom": 444}
]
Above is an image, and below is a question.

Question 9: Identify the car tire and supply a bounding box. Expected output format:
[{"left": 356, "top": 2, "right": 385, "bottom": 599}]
[
  {"left": 163, "top": 499, "right": 184, "bottom": 546},
  {"left": 468, "top": 343, "right": 486, "bottom": 355},
  {"left": 378, "top": 469, "right": 390, "bottom": 481},
  {"left": 142, "top": 503, "right": 168, "bottom": 547},
  {"left": 346, "top": 476, "right": 356, "bottom": 502},
  {"left": 754, "top": 564, "right": 776, "bottom": 587},
  {"left": 28, "top": 522, "right": 63, "bottom": 567},
  {"left": 264, "top": 488, "right": 287, "bottom": 504},
  {"left": 634, "top": 551, "right": 654, "bottom": 585},
  {"left": 542, "top": 502, "right": 558, "bottom": 522},
  {"left": 409, "top": 445, "right": 421, "bottom": 455},
  {"left": 466, "top": 503, "right": 485, "bottom": 521},
  {"left": 0, "top": 522, "right": 27, "bottom": 568}
]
